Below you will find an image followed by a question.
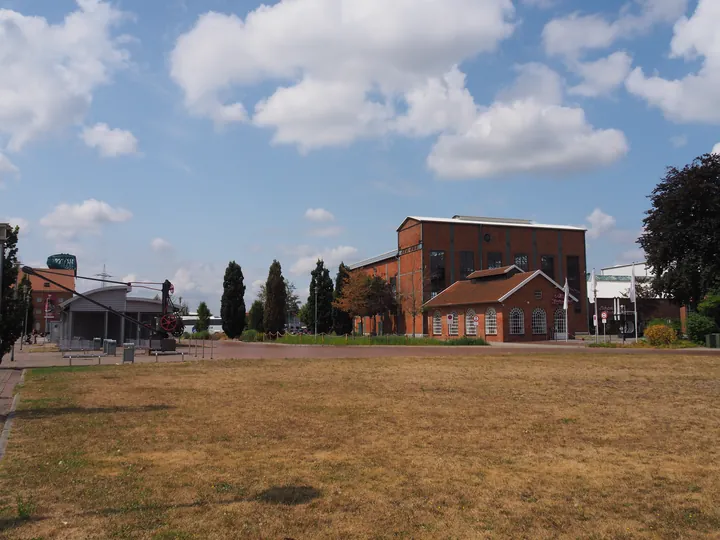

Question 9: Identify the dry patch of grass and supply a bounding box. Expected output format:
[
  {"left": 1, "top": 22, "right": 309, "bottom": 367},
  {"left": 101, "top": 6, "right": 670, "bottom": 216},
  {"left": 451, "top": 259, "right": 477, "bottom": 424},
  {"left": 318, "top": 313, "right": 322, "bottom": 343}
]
[{"left": 1, "top": 354, "right": 719, "bottom": 539}]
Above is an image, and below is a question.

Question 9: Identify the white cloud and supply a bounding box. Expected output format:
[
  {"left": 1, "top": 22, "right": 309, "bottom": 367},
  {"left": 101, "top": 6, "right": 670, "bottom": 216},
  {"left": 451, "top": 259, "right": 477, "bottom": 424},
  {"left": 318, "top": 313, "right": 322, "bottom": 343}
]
[
  {"left": 150, "top": 237, "right": 173, "bottom": 252},
  {"left": 617, "top": 248, "right": 646, "bottom": 264},
  {"left": 543, "top": 0, "right": 688, "bottom": 59},
  {"left": 626, "top": 0, "right": 720, "bottom": 123},
  {"left": 0, "top": 153, "right": 19, "bottom": 187},
  {"left": 713, "top": 143, "right": 720, "bottom": 155},
  {"left": 586, "top": 208, "right": 617, "bottom": 239},
  {"left": 670, "top": 134, "right": 688, "bottom": 148},
  {"left": 40, "top": 199, "right": 132, "bottom": 241},
  {"left": 1, "top": 217, "right": 29, "bottom": 234},
  {"left": 427, "top": 65, "right": 628, "bottom": 179},
  {"left": 305, "top": 208, "right": 335, "bottom": 222},
  {"left": 290, "top": 245, "right": 358, "bottom": 275},
  {"left": 170, "top": 262, "right": 224, "bottom": 312},
  {"left": 568, "top": 51, "right": 633, "bottom": 97},
  {"left": 309, "top": 226, "right": 344, "bottom": 238},
  {"left": 170, "top": 0, "right": 515, "bottom": 146},
  {"left": 122, "top": 273, "right": 137, "bottom": 283},
  {"left": 81, "top": 123, "right": 138, "bottom": 157},
  {"left": 0, "top": 0, "right": 130, "bottom": 152}
]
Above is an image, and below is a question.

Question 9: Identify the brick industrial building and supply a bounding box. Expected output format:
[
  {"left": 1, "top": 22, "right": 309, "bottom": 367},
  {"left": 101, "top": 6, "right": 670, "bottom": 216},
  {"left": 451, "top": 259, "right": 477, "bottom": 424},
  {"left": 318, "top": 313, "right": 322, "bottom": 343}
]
[
  {"left": 348, "top": 215, "right": 588, "bottom": 339},
  {"left": 17, "top": 268, "right": 76, "bottom": 334}
]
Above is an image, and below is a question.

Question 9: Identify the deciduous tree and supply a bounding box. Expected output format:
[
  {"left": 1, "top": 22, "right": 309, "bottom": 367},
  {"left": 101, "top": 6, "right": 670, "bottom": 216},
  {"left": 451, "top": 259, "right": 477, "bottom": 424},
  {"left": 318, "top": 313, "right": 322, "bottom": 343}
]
[
  {"left": 263, "top": 260, "right": 287, "bottom": 334},
  {"left": 221, "top": 261, "right": 246, "bottom": 338},
  {"left": 640, "top": 153, "right": 720, "bottom": 308},
  {"left": 0, "top": 227, "right": 23, "bottom": 358},
  {"left": 196, "top": 302, "right": 211, "bottom": 332},
  {"left": 333, "top": 272, "right": 396, "bottom": 334}
]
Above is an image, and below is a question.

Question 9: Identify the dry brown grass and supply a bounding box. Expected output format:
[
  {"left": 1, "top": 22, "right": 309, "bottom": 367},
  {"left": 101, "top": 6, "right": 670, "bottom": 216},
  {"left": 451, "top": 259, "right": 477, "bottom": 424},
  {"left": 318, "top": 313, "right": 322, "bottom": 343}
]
[{"left": 1, "top": 353, "right": 719, "bottom": 539}]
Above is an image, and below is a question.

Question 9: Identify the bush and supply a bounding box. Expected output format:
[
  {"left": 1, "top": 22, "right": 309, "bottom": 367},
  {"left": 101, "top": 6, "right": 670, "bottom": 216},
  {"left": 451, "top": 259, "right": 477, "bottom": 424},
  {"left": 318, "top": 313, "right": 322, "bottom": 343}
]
[
  {"left": 646, "top": 318, "right": 682, "bottom": 336},
  {"left": 240, "top": 329, "right": 261, "bottom": 342},
  {"left": 644, "top": 324, "right": 677, "bottom": 346},
  {"left": 190, "top": 330, "right": 211, "bottom": 340},
  {"left": 686, "top": 313, "right": 718, "bottom": 344}
]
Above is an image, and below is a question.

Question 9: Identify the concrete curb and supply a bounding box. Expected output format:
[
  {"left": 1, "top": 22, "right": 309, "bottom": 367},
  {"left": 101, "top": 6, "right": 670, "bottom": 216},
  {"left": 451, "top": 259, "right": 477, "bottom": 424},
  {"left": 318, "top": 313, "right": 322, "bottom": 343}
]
[{"left": 0, "top": 369, "right": 26, "bottom": 461}]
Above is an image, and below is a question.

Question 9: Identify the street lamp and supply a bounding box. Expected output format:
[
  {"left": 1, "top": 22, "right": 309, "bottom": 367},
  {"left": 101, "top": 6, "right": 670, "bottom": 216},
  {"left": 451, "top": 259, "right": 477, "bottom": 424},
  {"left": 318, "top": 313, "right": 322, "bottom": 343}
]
[
  {"left": 314, "top": 284, "right": 318, "bottom": 337},
  {"left": 0, "top": 223, "right": 11, "bottom": 323}
]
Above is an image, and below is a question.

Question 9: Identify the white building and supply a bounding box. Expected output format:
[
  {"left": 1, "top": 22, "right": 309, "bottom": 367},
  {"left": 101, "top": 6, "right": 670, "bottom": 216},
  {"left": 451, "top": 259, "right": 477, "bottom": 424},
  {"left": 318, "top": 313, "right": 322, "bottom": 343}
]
[
  {"left": 587, "top": 262, "right": 655, "bottom": 301},
  {"left": 181, "top": 313, "right": 223, "bottom": 334}
]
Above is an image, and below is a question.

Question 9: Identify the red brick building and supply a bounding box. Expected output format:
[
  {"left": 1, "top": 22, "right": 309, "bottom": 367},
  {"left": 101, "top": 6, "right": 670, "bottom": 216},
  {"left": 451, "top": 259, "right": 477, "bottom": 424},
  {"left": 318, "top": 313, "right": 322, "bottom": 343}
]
[
  {"left": 423, "top": 266, "right": 579, "bottom": 341},
  {"left": 348, "top": 215, "right": 588, "bottom": 337},
  {"left": 17, "top": 268, "right": 75, "bottom": 333}
]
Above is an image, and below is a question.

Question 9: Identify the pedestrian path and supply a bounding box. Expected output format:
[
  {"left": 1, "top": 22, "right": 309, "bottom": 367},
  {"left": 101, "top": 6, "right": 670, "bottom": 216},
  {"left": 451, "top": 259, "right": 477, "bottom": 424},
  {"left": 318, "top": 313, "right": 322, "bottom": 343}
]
[{"left": 0, "top": 370, "right": 23, "bottom": 424}]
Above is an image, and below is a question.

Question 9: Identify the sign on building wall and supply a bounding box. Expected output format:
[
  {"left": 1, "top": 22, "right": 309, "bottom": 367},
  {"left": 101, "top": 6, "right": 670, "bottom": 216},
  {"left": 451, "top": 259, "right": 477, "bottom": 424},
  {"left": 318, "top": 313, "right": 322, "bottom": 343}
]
[{"left": 399, "top": 243, "right": 422, "bottom": 257}]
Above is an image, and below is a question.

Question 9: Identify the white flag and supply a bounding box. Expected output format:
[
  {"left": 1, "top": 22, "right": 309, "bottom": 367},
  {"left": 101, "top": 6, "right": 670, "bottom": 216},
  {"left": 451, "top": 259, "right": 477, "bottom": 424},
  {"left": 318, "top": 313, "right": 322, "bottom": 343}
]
[
  {"left": 563, "top": 278, "right": 570, "bottom": 311},
  {"left": 591, "top": 269, "right": 597, "bottom": 303},
  {"left": 629, "top": 265, "right": 637, "bottom": 304}
]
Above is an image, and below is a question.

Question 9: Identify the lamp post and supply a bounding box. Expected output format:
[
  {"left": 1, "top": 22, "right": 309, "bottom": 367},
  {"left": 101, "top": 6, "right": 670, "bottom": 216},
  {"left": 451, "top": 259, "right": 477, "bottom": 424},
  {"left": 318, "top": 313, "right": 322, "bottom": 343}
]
[{"left": 314, "top": 283, "right": 318, "bottom": 337}]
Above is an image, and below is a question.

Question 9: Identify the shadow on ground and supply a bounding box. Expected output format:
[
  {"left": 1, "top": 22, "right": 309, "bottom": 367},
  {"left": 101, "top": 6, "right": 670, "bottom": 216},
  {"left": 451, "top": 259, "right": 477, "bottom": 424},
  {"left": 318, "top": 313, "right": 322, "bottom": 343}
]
[
  {"left": 256, "top": 486, "right": 321, "bottom": 505},
  {"left": 12, "top": 404, "right": 173, "bottom": 419}
]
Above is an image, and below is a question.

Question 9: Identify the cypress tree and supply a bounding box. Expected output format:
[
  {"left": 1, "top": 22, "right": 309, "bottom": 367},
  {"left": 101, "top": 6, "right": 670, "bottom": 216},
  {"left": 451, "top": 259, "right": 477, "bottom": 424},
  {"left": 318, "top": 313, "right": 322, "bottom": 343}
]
[
  {"left": 332, "top": 263, "right": 353, "bottom": 335},
  {"left": 220, "top": 261, "right": 246, "bottom": 338},
  {"left": 0, "top": 226, "right": 23, "bottom": 358},
  {"left": 263, "top": 260, "right": 287, "bottom": 334},
  {"left": 305, "top": 260, "right": 334, "bottom": 334},
  {"left": 248, "top": 300, "right": 264, "bottom": 332},
  {"left": 196, "top": 302, "right": 211, "bottom": 333}
]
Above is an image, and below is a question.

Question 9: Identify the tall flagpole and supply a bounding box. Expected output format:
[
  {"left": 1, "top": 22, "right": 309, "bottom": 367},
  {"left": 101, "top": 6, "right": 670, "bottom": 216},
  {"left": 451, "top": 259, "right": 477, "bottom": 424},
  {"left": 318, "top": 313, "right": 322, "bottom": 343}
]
[
  {"left": 563, "top": 278, "right": 569, "bottom": 342},
  {"left": 633, "top": 263, "right": 638, "bottom": 343}
]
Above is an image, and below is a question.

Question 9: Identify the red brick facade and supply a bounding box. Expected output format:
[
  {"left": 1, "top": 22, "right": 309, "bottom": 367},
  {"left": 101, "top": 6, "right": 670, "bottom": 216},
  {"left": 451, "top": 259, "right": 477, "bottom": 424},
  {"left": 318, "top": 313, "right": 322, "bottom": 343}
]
[{"left": 350, "top": 216, "right": 588, "bottom": 337}]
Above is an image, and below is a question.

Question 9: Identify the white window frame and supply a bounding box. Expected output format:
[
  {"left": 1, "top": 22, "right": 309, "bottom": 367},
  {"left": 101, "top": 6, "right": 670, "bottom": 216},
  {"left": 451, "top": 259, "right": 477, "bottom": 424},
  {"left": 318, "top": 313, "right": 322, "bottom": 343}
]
[
  {"left": 554, "top": 308, "right": 567, "bottom": 335},
  {"left": 465, "top": 308, "right": 477, "bottom": 336},
  {"left": 532, "top": 308, "right": 547, "bottom": 335},
  {"left": 509, "top": 308, "right": 525, "bottom": 335},
  {"left": 433, "top": 311, "right": 442, "bottom": 336},
  {"left": 485, "top": 308, "right": 497, "bottom": 335},
  {"left": 449, "top": 311, "right": 459, "bottom": 336}
]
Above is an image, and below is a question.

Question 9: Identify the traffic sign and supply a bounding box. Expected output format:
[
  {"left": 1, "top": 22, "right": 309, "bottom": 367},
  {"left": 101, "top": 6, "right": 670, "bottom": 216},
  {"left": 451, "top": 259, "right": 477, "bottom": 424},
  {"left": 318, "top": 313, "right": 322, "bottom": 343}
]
[
  {"left": 474, "top": 315, "right": 479, "bottom": 322},
  {"left": 447, "top": 314, "right": 454, "bottom": 321},
  {"left": 601, "top": 311, "right": 608, "bottom": 322}
]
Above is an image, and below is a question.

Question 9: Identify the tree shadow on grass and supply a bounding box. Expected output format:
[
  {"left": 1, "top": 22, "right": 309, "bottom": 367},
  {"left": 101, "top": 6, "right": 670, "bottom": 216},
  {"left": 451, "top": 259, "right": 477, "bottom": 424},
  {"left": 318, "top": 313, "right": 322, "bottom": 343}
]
[
  {"left": 255, "top": 486, "right": 321, "bottom": 506},
  {"left": 0, "top": 516, "right": 46, "bottom": 532},
  {"left": 12, "top": 404, "right": 174, "bottom": 419}
]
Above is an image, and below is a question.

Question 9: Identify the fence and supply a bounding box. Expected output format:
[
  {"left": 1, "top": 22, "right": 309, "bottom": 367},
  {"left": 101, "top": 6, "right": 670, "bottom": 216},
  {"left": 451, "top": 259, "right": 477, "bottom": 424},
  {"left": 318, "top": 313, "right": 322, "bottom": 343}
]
[{"left": 59, "top": 338, "right": 153, "bottom": 352}]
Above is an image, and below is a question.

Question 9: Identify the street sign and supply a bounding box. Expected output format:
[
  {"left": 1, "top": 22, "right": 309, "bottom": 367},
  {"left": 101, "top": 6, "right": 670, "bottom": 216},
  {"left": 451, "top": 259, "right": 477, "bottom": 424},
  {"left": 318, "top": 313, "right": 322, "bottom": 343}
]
[
  {"left": 601, "top": 311, "right": 608, "bottom": 323},
  {"left": 447, "top": 314, "right": 454, "bottom": 321},
  {"left": 474, "top": 315, "right": 479, "bottom": 322},
  {"left": 593, "top": 314, "right": 598, "bottom": 327}
]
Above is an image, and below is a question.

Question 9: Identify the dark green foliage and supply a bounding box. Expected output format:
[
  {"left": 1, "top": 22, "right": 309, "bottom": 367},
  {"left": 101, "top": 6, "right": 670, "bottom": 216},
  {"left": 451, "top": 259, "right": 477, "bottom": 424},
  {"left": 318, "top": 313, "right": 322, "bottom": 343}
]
[
  {"left": 240, "top": 329, "right": 261, "bottom": 342},
  {"left": 18, "top": 273, "right": 34, "bottom": 335},
  {"left": 263, "top": 260, "right": 287, "bottom": 334},
  {"left": 0, "top": 226, "right": 23, "bottom": 358},
  {"left": 640, "top": 153, "right": 720, "bottom": 308},
  {"left": 258, "top": 279, "right": 300, "bottom": 320},
  {"left": 196, "top": 302, "right": 211, "bottom": 332},
  {"left": 220, "top": 261, "right": 246, "bottom": 338},
  {"left": 332, "top": 263, "right": 353, "bottom": 335},
  {"left": 698, "top": 289, "right": 720, "bottom": 326},
  {"left": 686, "top": 313, "right": 718, "bottom": 344},
  {"left": 303, "top": 260, "right": 334, "bottom": 333},
  {"left": 646, "top": 318, "right": 682, "bottom": 336},
  {"left": 248, "top": 300, "right": 264, "bottom": 332}
]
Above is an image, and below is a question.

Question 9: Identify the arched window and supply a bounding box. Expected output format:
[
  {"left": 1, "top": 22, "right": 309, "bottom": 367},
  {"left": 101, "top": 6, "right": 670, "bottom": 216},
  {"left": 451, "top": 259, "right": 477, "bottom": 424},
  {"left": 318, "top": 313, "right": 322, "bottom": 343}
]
[
  {"left": 433, "top": 311, "right": 442, "bottom": 336},
  {"left": 449, "top": 311, "right": 459, "bottom": 336},
  {"left": 485, "top": 308, "right": 497, "bottom": 335},
  {"left": 509, "top": 308, "right": 525, "bottom": 335},
  {"left": 532, "top": 308, "right": 547, "bottom": 335},
  {"left": 554, "top": 308, "right": 567, "bottom": 337},
  {"left": 465, "top": 308, "right": 477, "bottom": 336}
]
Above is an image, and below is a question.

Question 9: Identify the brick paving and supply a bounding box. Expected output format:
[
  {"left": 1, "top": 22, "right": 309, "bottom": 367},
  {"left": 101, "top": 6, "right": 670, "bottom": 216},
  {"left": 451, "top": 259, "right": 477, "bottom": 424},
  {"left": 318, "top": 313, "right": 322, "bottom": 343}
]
[{"left": 0, "top": 369, "right": 23, "bottom": 423}]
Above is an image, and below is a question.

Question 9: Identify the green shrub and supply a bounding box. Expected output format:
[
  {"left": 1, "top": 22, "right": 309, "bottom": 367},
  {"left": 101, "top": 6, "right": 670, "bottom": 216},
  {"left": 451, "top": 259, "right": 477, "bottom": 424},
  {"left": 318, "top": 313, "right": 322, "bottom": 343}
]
[
  {"left": 445, "top": 337, "right": 489, "bottom": 346},
  {"left": 190, "top": 330, "right": 210, "bottom": 340},
  {"left": 240, "top": 329, "right": 260, "bottom": 342},
  {"left": 644, "top": 324, "right": 677, "bottom": 346},
  {"left": 686, "top": 313, "right": 718, "bottom": 344},
  {"left": 646, "top": 318, "right": 682, "bottom": 336}
]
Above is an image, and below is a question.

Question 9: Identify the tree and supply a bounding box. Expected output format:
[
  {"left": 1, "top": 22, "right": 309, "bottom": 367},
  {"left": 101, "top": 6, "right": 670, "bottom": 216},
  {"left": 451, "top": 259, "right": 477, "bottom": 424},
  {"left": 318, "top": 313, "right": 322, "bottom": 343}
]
[
  {"left": 196, "top": 302, "right": 211, "bottom": 332},
  {"left": 263, "top": 260, "right": 287, "bottom": 334},
  {"left": 0, "top": 227, "right": 23, "bottom": 358},
  {"left": 332, "top": 263, "right": 353, "bottom": 335},
  {"left": 303, "top": 260, "right": 334, "bottom": 334},
  {"left": 248, "top": 300, "right": 264, "bottom": 332},
  {"left": 333, "top": 273, "right": 396, "bottom": 334},
  {"left": 259, "top": 279, "right": 299, "bottom": 321},
  {"left": 18, "top": 274, "right": 34, "bottom": 335},
  {"left": 639, "top": 153, "right": 720, "bottom": 308},
  {"left": 220, "top": 261, "right": 246, "bottom": 338}
]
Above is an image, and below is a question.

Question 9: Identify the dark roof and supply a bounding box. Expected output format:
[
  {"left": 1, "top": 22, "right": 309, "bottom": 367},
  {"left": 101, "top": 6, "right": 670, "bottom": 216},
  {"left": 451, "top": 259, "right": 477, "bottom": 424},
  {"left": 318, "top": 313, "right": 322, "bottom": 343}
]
[
  {"left": 347, "top": 250, "right": 398, "bottom": 270},
  {"left": 466, "top": 265, "right": 521, "bottom": 280},
  {"left": 423, "top": 270, "right": 579, "bottom": 308}
]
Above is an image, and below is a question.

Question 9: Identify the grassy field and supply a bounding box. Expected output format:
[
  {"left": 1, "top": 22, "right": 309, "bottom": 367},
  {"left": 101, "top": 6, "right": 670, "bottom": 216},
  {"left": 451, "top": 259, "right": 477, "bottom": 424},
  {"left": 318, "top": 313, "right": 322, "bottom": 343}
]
[
  {"left": 274, "top": 334, "right": 488, "bottom": 346},
  {"left": 1, "top": 353, "right": 719, "bottom": 538}
]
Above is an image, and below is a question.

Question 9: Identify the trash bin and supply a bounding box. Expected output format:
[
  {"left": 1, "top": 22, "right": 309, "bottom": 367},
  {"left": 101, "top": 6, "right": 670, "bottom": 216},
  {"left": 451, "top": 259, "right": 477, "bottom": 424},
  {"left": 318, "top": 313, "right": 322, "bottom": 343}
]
[
  {"left": 706, "top": 333, "right": 720, "bottom": 349},
  {"left": 93, "top": 337, "right": 102, "bottom": 351},
  {"left": 123, "top": 343, "right": 135, "bottom": 363},
  {"left": 103, "top": 339, "right": 117, "bottom": 356}
]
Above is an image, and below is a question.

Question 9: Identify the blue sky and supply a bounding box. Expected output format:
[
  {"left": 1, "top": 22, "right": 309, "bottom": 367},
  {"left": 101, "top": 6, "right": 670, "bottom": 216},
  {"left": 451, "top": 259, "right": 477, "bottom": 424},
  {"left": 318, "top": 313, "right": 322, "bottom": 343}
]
[{"left": 1, "top": 0, "right": 718, "bottom": 312}]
